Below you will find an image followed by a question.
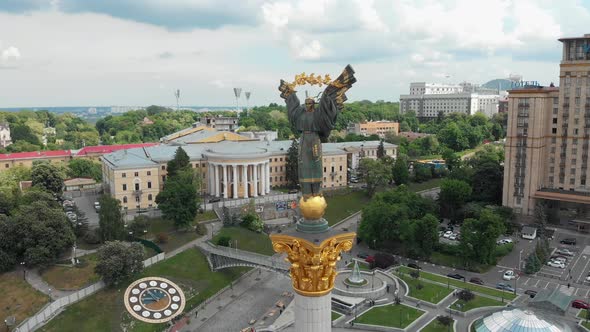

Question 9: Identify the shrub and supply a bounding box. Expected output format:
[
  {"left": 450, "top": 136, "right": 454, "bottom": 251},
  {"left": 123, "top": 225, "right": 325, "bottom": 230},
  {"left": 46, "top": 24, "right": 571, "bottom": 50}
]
[
  {"left": 373, "top": 253, "right": 397, "bottom": 269},
  {"left": 0, "top": 249, "right": 16, "bottom": 272},
  {"left": 436, "top": 315, "right": 453, "bottom": 326},
  {"left": 416, "top": 283, "right": 424, "bottom": 290},
  {"left": 457, "top": 289, "right": 474, "bottom": 302},
  {"left": 156, "top": 232, "right": 169, "bottom": 244},
  {"left": 217, "top": 235, "right": 231, "bottom": 247},
  {"left": 83, "top": 229, "right": 101, "bottom": 244},
  {"left": 410, "top": 271, "right": 420, "bottom": 280},
  {"left": 494, "top": 243, "right": 514, "bottom": 258},
  {"left": 195, "top": 223, "right": 207, "bottom": 236}
]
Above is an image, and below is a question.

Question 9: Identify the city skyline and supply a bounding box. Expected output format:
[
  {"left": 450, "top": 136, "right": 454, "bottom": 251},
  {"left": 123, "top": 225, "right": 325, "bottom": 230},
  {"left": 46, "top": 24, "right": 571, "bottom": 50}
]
[{"left": 1, "top": 0, "right": 589, "bottom": 107}]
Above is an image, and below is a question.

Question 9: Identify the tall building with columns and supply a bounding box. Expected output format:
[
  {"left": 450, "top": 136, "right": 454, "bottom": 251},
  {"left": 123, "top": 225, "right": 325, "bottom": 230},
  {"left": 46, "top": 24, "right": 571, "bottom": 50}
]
[{"left": 102, "top": 127, "right": 396, "bottom": 210}]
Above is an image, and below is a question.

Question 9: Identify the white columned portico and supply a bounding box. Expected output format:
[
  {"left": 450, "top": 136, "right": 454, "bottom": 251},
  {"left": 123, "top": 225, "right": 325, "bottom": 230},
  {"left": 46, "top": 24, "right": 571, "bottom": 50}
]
[
  {"left": 242, "top": 164, "right": 248, "bottom": 198},
  {"left": 214, "top": 164, "right": 220, "bottom": 197},
  {"left": 222, "top": 165, "right": 228, "bottom": 199},
  {"left": 232, "top": 164, "right": 238, "bottom": 199},
  {"left": 253, "top": 164, "right": 258, "bottom": 197},
  {"left": 265, "top": 161, "right": 270, "bottom": 193}
]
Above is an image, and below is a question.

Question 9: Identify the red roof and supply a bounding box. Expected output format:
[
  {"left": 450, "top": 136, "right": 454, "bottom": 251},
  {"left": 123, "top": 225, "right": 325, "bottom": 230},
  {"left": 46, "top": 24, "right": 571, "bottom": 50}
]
[
  {"left": 0, "top": 150, "right": 72, "bottom": 160},
  {"left": 75, "top": 143, "right": 158, "bottom": 156}
]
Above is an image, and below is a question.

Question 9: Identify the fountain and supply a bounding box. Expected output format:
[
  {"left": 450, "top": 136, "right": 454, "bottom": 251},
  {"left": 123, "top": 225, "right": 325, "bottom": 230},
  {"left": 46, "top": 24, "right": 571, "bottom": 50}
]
[{"left": 345, "top": 261, "right": 367, "bottom": 286}]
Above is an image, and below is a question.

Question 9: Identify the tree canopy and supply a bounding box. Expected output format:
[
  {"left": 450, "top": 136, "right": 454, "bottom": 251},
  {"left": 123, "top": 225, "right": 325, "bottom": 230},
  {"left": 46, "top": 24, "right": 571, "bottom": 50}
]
[
  {"left": 31, "top": 161, "right": 65, "bottom": 196},
  {"left": 95, "top": 241, "right": 144, "bottom": 286},
  {"left": 156, "top": 169, "right": 200, "bottom": 228},
  {"left": 98, "top": 195, "right": 125, "bottom": 241}
]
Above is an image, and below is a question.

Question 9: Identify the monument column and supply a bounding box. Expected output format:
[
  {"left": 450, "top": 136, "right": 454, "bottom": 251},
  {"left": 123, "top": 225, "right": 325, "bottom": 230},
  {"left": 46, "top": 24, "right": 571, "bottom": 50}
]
[
  {"left": 253, "top": 164, "right": 258, "bottom": 197},
  {"left": 259, "top": 163, "right": 265, "bottom": 196},
  {"left": 266, "top": 161, "right": 271, "bottom": 193},
  {"left": 222, "top": 164, "right": 228, "bottom": 199},
  {"left": 242, "top": 164, "right": 248, "bottom": 198},
  {"left": 232, "top": 164, "right": 238, "bottom": 199}
]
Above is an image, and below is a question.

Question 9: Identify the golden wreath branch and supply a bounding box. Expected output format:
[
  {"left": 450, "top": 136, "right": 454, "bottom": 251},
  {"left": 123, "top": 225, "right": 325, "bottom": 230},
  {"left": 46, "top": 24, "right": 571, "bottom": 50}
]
[{"left": 285, "top": 73, "right": 346, "bottom": 90}]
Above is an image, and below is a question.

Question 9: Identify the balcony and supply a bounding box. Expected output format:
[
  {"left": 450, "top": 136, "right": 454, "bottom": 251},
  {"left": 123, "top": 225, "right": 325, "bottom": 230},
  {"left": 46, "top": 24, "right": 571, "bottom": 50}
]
[
  {"left": 133, "top": 189, "right": 142, "bottom": 196},
  {"left": 518, "top": 103, "right": 530, "bottom": 108},
  {"left": 517, "top": 112, "right": 529, "bottom": 117},
  {"left": 517, "top": 122, "right": 528, "bottom": 127}
]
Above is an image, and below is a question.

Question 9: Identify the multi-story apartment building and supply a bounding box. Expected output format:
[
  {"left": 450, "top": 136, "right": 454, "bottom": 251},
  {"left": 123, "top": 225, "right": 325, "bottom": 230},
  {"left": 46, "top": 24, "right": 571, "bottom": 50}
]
[
  {"left": 0, "top": 123, "right": 11, "bottom": 148},
  {"left": 503, "top": 34, "right": 590, "bottom": 220},
  {"left": 197, "top": 116, "right": 239, "bottom": 132},
  {"left": 400, "top": 82, "right": 500, "bottom": 119},
  {"left": 347, "top": 121, "right": 400, "bottom": 137},
  {"left": 102, "top": 126, "right": 397, "bottom": 210}
]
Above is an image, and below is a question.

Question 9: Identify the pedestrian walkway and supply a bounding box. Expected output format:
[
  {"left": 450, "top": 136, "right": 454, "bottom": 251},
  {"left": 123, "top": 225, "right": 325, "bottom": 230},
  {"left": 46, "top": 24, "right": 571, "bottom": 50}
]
[{"left": 24, "top": 268, "right": 75, "bottom": 300}]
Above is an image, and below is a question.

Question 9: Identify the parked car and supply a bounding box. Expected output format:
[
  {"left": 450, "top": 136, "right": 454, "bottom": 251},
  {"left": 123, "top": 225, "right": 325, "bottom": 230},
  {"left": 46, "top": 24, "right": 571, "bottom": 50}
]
[
  {"left": 447, "top": 273, "right": 465, "bottom": 280},
  {"left": 288, "top": 189, "right": 299, "bottom": 194},
  {"left": 349, "top": 178, "right": 359, "bottom": 183},
  {"left": 438, "top": 231, "right": 444, "bottom": 237},
  {"left": 443, "top": 231, "right": 453, "bottom": 238},
  {"left": 503, "top": 270, "right": 517, "bottom": 281},
  {"left": 469, "top": 277, "right": 484, "bottom": 285},
  {"left": 449, "top": 233, "right": 457, "bottom": 241},
  {"left": 209, "top": 198, "right": 221, "bottom": 203},
  {"left": 407, "top": 263, "right": 421, "bottom": 270},
  {"left": 572, "top": 300, "right": 590, "bottom": 309},
  {"left": 524, "top": 290, "right": 538, "bottom": 298},
  {"left": 365, "top": 256, "right": 375, "bottom": 264},
  {"left": 550, "top": 256, "right": 567, "bottom": 263},
  {"left": 560, "top": 238, "right": 577, "bottom": 245},
  {"left": 94, "top": 201, "right": 100, "bottom": 211},
  {"left": 497, "top": 238, "right": 513, "bottom": 245},
  {"left": 556, "top": 248, "right": 575, "bottom": 256},
  {"left": 586, "top": 273, "right": 590, "bottom": 282},
  {"left": 547, "top": 260, "right": 565, "bottom": 269},
  {"left": 496, "top": 283, "right": 515, "bottom": 292}
]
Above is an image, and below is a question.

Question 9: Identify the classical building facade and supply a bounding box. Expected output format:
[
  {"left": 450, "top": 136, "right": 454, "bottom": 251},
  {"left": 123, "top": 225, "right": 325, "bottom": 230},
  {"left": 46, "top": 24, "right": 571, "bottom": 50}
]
[
  {"left": 101, "top": 127, "right": 396, "bottom": 210},
  {"left": 503, "top": 34, "right": 590, "bottom": 219},
  {"left": 347, "top": 121, "right": 399, "bottom": 137},
  {"left": 0, "top": 123, "right": 11, "bottom": 148}
]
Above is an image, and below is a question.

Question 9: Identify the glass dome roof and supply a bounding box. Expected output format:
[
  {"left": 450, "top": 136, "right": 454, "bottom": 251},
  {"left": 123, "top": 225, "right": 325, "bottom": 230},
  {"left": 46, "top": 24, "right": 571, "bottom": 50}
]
[{"left": 474, "top": 309, "right": 566, "bottom": 332}]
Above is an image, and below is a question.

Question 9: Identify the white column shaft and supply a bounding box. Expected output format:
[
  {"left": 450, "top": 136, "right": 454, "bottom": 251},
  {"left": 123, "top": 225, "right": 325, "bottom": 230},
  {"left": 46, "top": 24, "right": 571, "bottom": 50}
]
[
  {"left": 242, "top": 164, "right": 248, "bottom": 198},
  {"left": 265, "top": 162, "right": 270, "bottom": 193},
  {"left": 294, "top": 292, "right": 331, "bottom": 332},
  {"left": 222, "top": 164, "right": 228, "bottom": 199},
  {"left": 214, "top": 164, "right": 220, "bottom": 197},
  {"left": 253, "top": 164, "right": 258, "bottom": 197},
  {"left": 232, "top": 164, "right": 238, "bottom": 199}
]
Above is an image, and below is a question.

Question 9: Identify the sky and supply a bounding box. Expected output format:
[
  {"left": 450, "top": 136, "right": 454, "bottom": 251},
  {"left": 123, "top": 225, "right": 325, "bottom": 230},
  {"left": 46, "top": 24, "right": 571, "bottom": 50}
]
[{"left": 1, "top": 0, "right": 590, "bottom": 108}]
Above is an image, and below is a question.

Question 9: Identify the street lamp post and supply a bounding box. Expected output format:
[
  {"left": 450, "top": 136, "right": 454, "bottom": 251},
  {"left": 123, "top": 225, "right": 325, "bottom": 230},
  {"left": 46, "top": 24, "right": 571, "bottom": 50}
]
[
  {"left": 519, "top": 249, "right": 523, "bottom": 271},
  {"left": 20, "top": 261, "right": 25, "bottom": 280}
]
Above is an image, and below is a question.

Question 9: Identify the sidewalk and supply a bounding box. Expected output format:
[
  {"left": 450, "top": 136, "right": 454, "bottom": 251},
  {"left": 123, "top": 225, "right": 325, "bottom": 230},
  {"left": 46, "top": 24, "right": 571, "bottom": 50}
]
[{"left": 24, "top": 268, "right": 75, "bottom": 300}]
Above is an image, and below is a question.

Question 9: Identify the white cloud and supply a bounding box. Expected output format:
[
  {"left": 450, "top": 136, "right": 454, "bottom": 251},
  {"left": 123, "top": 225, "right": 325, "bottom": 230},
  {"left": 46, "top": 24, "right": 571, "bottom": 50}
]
[{"left": 1, "top": 46, "right": 20, "bottom": 61}]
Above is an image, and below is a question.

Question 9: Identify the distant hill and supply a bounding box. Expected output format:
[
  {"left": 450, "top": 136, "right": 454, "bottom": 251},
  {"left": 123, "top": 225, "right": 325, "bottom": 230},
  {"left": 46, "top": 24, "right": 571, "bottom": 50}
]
[{"left": 482, "top": 79, "right": 513, "bottom": 91}]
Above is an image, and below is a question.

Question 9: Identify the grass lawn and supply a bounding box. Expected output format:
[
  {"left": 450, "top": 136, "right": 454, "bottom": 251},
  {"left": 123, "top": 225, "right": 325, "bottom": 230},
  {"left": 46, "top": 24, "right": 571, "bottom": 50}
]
[
  {"left": 450, "top": 296, "right": 504, "bottom": 312},
  {"left": 421, "top": 318, "right": 454, "bottom": 332},
  {"left": 583, "top": 321, "right": 590, "bottom": 330},
  {"left": 324, "top": 190, "right": 369, "bottom": 225},
  {"left": 346, "top": 260, "right": 371, "bottom": 271},
  {"left": 194, "top": 210, "right": 217, "bottom": 223},
  {"left": 577, "top": 310, "right": 590, "bottom": 319},
  {"left": 41, "top": 254, "right": 100, "bottom": 290},
  {"left": 398, "top": 273, "right": 452, "bottom": 304},
  {"left": 40, "top": 249, "right": 248, "bottom": 332},
  {"left": 0, "top": 271, "right": 50, "bottom": 329},
  {"left": 212, "top": 226, "right": 274, "bottom": 256},
  {"left": 332, "top": 311, "right": 342, "bottom": 321},
  {"left": 356, "top": 304, "right": 423, "bottom": 328},
  {"left": 398, "top": 267, "right": 517, "bottom": 300},
  {"left": 406, "top": 178, "right": 442, "bottom": 193},
  {"left": 157, "top": 230, "right": 199, "bottom": 252}
]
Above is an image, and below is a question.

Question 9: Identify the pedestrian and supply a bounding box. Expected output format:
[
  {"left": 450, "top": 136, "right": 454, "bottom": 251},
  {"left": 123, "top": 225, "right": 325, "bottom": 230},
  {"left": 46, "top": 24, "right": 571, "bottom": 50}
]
[
  {"left": 568, "top": 283, "right": 571, "bottom": 288},
  {"left": 195, "top": 310, "right": 198, "bottom": 317}
]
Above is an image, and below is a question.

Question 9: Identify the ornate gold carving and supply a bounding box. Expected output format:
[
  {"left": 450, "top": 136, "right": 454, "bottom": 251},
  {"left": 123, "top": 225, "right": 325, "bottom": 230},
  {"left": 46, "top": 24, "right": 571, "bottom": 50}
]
[{"left": 270, "top": 233, "right": 355, "bottom": 297}]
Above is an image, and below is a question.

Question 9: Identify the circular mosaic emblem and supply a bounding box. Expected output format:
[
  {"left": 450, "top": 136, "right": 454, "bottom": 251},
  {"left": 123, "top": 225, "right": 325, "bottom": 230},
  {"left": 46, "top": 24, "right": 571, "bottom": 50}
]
[{"left": 123, "top": 277, "right": 185, "bottom": 323}]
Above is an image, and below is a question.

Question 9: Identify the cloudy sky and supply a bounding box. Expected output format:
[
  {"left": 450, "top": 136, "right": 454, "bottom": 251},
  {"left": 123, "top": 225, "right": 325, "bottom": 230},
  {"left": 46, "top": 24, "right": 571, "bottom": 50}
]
[{"left": 1, "top": 0, "right": 589, "bottom": 107}]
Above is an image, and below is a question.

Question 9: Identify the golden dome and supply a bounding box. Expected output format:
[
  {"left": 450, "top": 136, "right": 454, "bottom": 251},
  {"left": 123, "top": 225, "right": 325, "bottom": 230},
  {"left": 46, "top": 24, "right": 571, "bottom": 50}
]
[{"left": 299, "top": 196, "right": 327, "bottom": 220}]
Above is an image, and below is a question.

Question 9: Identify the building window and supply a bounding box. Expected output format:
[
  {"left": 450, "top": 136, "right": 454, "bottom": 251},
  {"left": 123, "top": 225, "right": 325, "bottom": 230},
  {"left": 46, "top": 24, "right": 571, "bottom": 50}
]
[
  {"left": 552, "top": 128, "right": 557, "bottom": 134},
  {"left": 570, "top": 178, "right": 575, "bottom": 185},
  {"left": 134, "top": 172, "right": 139, "bottom": 177},
  {"left": 323, "top": 167, "right": 326, "bottom": 172},
  {"left": 274, "top": 158, "right": 277, "bottom": 162},
  {"left": 148, "top": 194, "right": 152, "bottom": 201},
  {"left": 123, "top": 184, "right": 127, "bottom": 191},
  {"left": 162, "top": 175, "right": 166, "bottom": 182},
  {"left": 280, "top": 166, "right": 283, "bottom": 172},
  {"left": 270, "top": 177, "right": 272, "bottom": 183},
  {"left": 340, "top": 166, "right": 343, "bottom": 171},
  {"left": 123, "top": 196, "right": 128, "bottom": 203},
  {"left": 122, "top": 173, "right": 126, "bottom": 178},
  {"left": 4, "top": 164, "right": 8, "bottom": 168},
  {"left": 280, "top": 176, "right": 283, "bottom": 181},
  {"left": 280, "top": 158, "right": 283, "bottom": 162},
  {"left": 162, "top": 165, "right": 165, "bottom": 170},
  {"left": 552, "top": 118, "right": 557, "bottom": 124},
  {"left": 135, "top": 196, "right": 140, "bottom": 203},
  {"left": 571, "top": 168, "right": 576, "bottom": 174},
  {"left": 147, "top": 171, "right": 151, "bottom": 176},
  {"left": 147, "top": 181, "right": 152, "bottom": 189}
]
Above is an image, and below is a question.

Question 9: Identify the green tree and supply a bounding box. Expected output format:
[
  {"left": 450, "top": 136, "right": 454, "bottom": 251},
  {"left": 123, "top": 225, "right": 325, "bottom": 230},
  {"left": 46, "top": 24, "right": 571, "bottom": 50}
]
[
  {"left": 413, "top": 163, "right": 433, "bottom": 183},
  {"left": 0, "top": 201, "right": 75, "bottom": 268},
  {"left": 377, "top": 139, "right": 385, "bottom": 159},
  {"left": 534, "top": 201, "right": 548, "bottom": 240},
  {"left": 438, "top": 122, "right": 469, "bottom": 151},
  {"left": 156, "top": 169, "right": 198, "bottom": 229},
  {"left": 525, "top": 253, "right": 541, "bottom": 274},
  {"left": 67, "top": 158, "right": 103, "bottom": 181},
  {"left": 98, "top": 195, "right": 125, "bottom": 241},
  {"left": 166, "top": 147, "right": 190, "bottom": 177},
  {"left": 439, "top": 179, "right": 472, "bottom": 221},
  {"left": 441, "top": 148, "right": 461, "bottom": 171},
  {"left": 358, "top": 158, "right": 392, "bottom": 196},
  {"left": 285, "top": 139, "right": 299, "bottom": 188},
  {"left": 469, "top": 147, "right": 504, "bottom": 204},
  {"left": 128, "top": 216, "right": 149, "bottom": 236},
  {"left": 413, "top": 214, "right": 439, "bottom": 258},
  {"left": 459, "top": 209, "right": 506, "bottom": 265},
  {"left": 392, "top": 154, "right": 409, "bottom": 185},
  {"left": 95, "top": 241, "right": 144, "bottom": 286},
  {"left": 31, "top": 161, "right": 65, "bottom": 196}
]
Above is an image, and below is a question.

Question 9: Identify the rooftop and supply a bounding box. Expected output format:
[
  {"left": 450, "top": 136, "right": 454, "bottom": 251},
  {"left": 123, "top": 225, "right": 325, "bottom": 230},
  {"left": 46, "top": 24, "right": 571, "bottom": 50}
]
[{"left": 0, "top": 149, "right": 71, "bottom": 161}]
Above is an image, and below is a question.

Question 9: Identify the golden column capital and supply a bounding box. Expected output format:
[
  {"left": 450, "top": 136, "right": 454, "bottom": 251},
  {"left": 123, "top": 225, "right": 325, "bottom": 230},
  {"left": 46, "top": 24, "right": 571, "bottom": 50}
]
[{"left": 270, "top": 232, "right": 356, "bottom": 297}]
